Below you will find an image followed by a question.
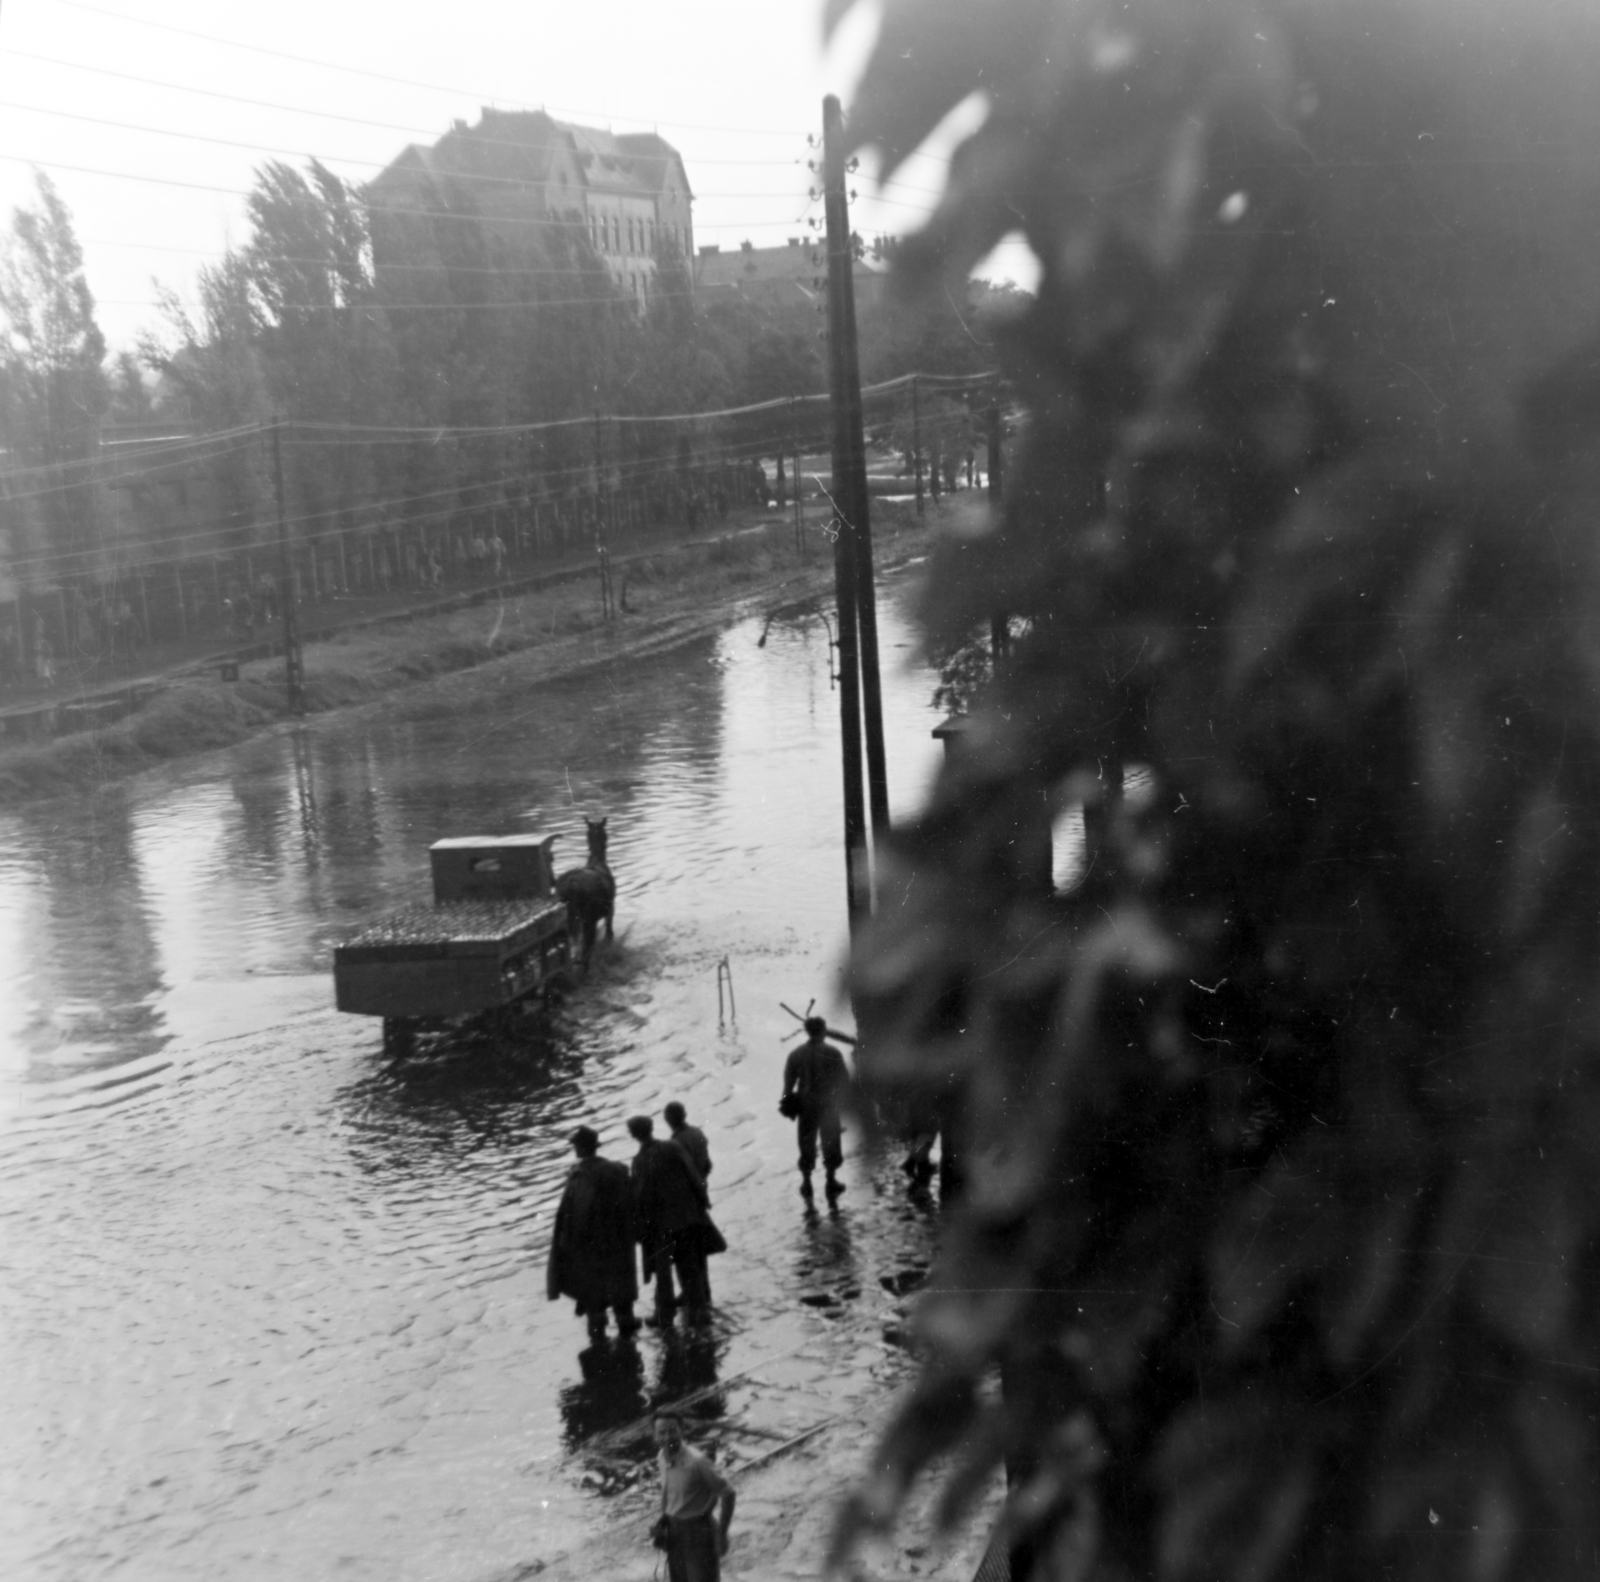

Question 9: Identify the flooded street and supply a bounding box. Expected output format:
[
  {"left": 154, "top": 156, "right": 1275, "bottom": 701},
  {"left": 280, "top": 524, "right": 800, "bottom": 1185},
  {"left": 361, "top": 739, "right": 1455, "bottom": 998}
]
[{"left": 0, "top": 575, "right": 955, "bottom": 1582}]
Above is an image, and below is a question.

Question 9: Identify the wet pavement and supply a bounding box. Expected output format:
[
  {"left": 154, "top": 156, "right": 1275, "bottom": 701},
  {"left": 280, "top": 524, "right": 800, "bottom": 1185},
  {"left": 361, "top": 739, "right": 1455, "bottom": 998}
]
[{"left": 0, "top": 572, "right": 963, "bottom": 1581}]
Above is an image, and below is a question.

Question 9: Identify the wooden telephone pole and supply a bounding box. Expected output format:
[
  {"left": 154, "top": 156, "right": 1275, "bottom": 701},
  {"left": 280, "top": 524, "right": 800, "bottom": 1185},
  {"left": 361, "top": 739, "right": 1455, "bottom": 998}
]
[
  {"left": 822, "top": 95, "right": 891, "bottom": 928},
  {"left": 271, "top": 419, "right": 305, "bottom": 715}
]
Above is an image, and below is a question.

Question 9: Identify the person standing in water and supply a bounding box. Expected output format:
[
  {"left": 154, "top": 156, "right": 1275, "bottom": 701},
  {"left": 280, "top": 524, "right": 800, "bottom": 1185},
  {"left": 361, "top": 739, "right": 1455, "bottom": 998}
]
[{"left": 781, "top": 1017, "right": 852, "bottom": 1199}]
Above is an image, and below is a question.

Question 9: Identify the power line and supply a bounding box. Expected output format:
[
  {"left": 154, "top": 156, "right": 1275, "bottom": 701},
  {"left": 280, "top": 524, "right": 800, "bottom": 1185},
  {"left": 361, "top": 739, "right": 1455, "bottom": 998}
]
[
  {"left": 0, "top": 47, "right": 486, "bottom": 141},
  {"left": 0, "top": 152, "right": 826, "bottom": 237},
  {"left": 78, "top": 236, "right": 713, "bottom": 283},
  {"left": 0, "top": 95, "right": 816, "bottom": 175},
  {"left": 106, "top": 287, "right": 694, "bottom": 314},
  {"left": 39, "top": 0, "right": 811, "bottom": 140},
  {"left": 2, "top": 425, "right": 819, "bottom": 578},
  {"left": 0, "top": 422, "right": 265, "bottom": 482},
  {"left": 0, "top": 374, "right": 999, "bottom": 574}
]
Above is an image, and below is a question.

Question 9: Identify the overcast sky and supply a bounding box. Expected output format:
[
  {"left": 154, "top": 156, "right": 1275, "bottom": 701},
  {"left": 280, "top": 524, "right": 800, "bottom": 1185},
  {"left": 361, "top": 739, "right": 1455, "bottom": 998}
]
[{"left": 0, "top": 0, "right": 1031, "bottom": 354}]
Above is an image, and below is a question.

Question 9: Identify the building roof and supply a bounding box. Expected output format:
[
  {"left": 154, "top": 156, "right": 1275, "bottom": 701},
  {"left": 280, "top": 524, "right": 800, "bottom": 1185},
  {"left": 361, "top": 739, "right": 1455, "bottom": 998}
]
[
  {"left": 570, "top": 126, "right": 693, "bottom": 199},
  {"left": 694, "top": 239, "right": 884, "bottom": 297},
  {"left": 369, "top": 111, "right": 691, "bottom": 205}
]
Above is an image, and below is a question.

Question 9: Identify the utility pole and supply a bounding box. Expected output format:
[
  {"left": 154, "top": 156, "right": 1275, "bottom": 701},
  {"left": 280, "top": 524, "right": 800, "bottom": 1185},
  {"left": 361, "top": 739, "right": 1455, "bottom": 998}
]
[
  {"left": 987, "top": 401, "right": 1009, "bottom": 663},
  {"left": 912, "top": 375, "right": 924, "bottom": 516},
  {"left": 271, "top": 418, "right": 305, "bottom": 714},
  {"left": 823, "top": 94, "right": 891, "bottom": 925},
  {"left": 592, "top": 408, "right": 605, "bottom": 546},
  {"left": 790, "top": 399, "right": 804, "bottom": 555}
]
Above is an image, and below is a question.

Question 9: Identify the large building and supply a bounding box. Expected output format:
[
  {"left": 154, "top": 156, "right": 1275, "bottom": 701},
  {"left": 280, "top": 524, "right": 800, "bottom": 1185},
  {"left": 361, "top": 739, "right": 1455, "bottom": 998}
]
[{"left": 367, "top": 109, "right": 693, "bottom": 306}]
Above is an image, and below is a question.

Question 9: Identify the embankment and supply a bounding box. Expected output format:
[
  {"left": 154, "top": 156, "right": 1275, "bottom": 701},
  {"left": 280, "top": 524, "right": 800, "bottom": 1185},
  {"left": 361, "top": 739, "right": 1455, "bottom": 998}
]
[{"left": 0, "top": 506, "right": 935, "bottom": 806}]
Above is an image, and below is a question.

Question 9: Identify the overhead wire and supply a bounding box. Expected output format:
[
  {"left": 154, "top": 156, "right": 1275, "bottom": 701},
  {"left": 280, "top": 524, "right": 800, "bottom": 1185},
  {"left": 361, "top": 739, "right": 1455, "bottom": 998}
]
[
  {"left": 0, "top": 373, "right": 999, "bottom": 578},
  {"left": 0, "top": 97, "right": 824, "bottom": 177},
  {"left": 3, "top": 430, "right": 796, "bottom": 579},
  {"left": 36, "top": 0, "right": 813, "bottom": 140},
  {"left": 0, "top": 43, "right": 905, "bottom": 190},
  {"left": 0, "top": 421, "right": 266, "bottom": 482},
  {"left": 0, "top": 150, "right": 818, "bottom": 232},
  {"left": 26, "top": 0, "right": 952, "bottom": 197}
]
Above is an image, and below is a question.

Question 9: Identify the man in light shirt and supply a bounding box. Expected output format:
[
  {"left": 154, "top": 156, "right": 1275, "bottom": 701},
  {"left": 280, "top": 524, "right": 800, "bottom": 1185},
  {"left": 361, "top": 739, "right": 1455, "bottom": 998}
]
[{"left": 655, "top": 1409, "right": 734, "bottom": 1581}]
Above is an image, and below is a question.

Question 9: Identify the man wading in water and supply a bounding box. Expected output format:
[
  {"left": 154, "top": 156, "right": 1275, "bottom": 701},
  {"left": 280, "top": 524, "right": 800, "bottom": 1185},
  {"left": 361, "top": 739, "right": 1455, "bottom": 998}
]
[
  {"left": 781, "top": 1017, "right": 851, "bottom": 1200},
  {"left": 546, "top": 1126, "right": 640, "bottom": 1343},
  {"left": 654, "top": 1409, "right": 734, "bottom": 1582},
  {"left": 627, "top": 1115, "right": 713, "bottom": 1327}
]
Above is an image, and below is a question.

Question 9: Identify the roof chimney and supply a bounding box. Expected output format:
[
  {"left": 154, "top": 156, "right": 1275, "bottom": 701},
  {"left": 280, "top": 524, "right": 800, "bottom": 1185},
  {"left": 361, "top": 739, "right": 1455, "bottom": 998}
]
[
  {"left": 452, "top": 119, "right": 469, "bottom": 134},
  {"left": 741, "top": 239, "right": 754, "bottom": 253},
  {"left": 787, "top": 237, "right": 800, "bottom": 248}
]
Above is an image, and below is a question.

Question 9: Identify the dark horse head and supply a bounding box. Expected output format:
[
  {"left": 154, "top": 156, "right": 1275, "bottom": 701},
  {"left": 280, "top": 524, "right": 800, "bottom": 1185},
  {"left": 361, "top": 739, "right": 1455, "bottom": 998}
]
[{"left": 555, "top": 817, "right": 615, "bottom": 970}]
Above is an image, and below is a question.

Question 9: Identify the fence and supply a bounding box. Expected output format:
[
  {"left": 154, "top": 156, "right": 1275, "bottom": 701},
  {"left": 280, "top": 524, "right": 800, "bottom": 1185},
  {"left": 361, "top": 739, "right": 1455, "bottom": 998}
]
[{"left": 0, "top": 371, "right": 999, "bottom": 680}]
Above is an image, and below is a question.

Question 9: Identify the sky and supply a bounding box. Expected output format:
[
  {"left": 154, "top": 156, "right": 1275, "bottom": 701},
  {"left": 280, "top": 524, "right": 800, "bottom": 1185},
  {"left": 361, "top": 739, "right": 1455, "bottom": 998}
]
[{"left": 0, "top": 0, "right": 1033, "bottom": 354}]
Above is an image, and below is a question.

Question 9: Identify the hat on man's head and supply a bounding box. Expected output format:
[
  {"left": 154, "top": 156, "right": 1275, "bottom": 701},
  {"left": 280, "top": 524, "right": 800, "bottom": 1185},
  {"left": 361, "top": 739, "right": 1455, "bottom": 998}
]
[
  {"left": 570, "top": 1125, "right": 599, "bottom": 1154},
  {"left": 627, "top": 1115, "right": 654, "bottom": 1140},
  {"left": 804, "top": 1016, "right": 827, "bottom": 1037}
]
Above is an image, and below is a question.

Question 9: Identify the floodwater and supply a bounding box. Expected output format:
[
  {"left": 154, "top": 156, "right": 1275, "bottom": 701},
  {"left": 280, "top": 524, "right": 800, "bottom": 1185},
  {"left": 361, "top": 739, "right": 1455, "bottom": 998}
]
[{"left": 0, "top": 574, "right": 960, "bottom": 1582}]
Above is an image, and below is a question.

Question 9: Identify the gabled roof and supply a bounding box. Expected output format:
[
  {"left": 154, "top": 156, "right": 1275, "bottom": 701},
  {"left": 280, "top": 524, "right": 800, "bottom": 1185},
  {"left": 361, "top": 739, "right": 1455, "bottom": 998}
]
[
  {"left": 560, "top": 123, "right": 691, "bottom": 201},
  {"left": 377, "top": 111, "right": 569, "bottom": 189},
  {"left": 613, "top": 132, "right": 694, "bottom": 200},
  {"left": 368, "top": 112, "right": 692, "bottom": 206}
]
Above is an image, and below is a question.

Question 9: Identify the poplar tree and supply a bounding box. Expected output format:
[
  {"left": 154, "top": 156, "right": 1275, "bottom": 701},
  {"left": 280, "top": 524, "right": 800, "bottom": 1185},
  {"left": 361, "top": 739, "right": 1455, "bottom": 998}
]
[{"left": 0, "top": 172, "right": 109, "bottom": 588}]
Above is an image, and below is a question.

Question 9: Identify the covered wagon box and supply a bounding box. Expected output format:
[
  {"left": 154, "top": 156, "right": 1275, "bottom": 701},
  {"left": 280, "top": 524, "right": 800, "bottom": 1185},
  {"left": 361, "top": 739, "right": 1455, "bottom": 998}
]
[{"left": 333, "top": 834, "right": 571, "bottom": 1049}]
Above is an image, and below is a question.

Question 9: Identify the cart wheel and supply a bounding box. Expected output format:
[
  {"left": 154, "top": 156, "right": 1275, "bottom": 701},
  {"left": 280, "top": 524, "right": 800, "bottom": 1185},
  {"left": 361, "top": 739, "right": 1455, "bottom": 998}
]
[{"left": 382, "top": 1017, "right": 416, "bottom": 1060}]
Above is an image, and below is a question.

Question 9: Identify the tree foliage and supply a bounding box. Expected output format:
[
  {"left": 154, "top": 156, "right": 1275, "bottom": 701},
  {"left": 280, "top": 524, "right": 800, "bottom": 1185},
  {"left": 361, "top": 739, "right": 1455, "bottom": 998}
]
[
  {"left": 832, "top": 1, "right": 1600, "bottom": 1578},
  {"left": 0, "top": 172, "right": 110, "bottom": 570}
]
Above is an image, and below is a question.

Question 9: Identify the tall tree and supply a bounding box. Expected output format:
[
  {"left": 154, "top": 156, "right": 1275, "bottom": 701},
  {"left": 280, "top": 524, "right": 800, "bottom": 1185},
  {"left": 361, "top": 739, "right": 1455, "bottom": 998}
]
[
  {"left": 141, "top": 257, "right": 270, "bottom": 547},
  {"left": 832, "top": 2, "right": 1600, "bottom": 1580},
  {"left": 245, "top": 161, "right": 393, "bottom": 583},
  {"left": 0, "top": 172, "right": 109, "bottom": 587}
]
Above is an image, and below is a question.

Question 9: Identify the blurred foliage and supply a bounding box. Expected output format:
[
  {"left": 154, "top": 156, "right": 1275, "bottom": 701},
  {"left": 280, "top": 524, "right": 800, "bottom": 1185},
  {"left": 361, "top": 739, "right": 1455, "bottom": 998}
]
[
  {"left": 831, "top": 1, "right": 1600, "bottom": 1578},
  {"left": 931, "top": 618, "right": 1032, "bottom": 718}
]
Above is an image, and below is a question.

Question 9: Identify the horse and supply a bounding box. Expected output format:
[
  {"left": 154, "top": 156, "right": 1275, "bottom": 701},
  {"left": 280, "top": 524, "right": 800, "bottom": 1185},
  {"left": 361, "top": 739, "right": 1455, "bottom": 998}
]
[{"left": 554, "top": 817, "right": 615, "bottom": 970}]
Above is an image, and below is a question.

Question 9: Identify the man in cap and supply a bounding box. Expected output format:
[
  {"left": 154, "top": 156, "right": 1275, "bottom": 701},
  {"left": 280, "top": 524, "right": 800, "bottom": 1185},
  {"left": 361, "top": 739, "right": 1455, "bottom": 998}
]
[
  {"left": 628, "top": 1115, "right": 712, "bottom": 1327},
  {"left": 547, "top": 1126, "right": 640, "bottom": 1342},
  {"left": 781, "top": 1017, "right": 852, "bottom": 1199},
  {"left": 663, "top": 1101, "right": 711, "bottom": 1183}
]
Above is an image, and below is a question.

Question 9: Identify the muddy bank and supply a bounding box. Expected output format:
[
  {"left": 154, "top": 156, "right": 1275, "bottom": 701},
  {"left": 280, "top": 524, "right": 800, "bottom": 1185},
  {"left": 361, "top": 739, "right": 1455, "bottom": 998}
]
[{"left": 0, "top": 506, "right": 937, "bottom": 806}]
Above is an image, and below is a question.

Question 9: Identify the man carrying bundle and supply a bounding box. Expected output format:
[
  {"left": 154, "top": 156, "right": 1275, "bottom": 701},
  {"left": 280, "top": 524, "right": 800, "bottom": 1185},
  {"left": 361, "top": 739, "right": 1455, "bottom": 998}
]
[{"left": 780, "top": 1017, "right": 852, "bottom": 1200}]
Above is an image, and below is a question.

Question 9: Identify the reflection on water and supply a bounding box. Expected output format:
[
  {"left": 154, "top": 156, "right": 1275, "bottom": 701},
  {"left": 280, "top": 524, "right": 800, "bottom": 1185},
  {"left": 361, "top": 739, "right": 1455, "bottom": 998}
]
[{"left": 0, "top": 581, "right": 952, "bottom": 1582}]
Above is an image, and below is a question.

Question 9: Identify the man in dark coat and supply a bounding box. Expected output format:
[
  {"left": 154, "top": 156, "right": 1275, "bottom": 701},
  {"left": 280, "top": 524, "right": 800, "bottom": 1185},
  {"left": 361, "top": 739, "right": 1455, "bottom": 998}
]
[
  {"left": 781, "top": 1017, "right": 852, "bottom": 1200},
  {"left": 627, "top": 1115, "right": 711, "bottom": 1328},
  {"left": 663, "top": 1101, "right": 711, "bottom": 1182},
  {"left": 547, "top": 1126, "right": 640, "bottom": 1343}
]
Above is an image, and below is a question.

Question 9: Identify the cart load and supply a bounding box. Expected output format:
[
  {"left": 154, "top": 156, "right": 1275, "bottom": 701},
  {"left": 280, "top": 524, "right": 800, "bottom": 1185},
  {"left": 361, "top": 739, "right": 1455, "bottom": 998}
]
[{"left": 334, "top": 833, "right": 572, "bottom": 1051}]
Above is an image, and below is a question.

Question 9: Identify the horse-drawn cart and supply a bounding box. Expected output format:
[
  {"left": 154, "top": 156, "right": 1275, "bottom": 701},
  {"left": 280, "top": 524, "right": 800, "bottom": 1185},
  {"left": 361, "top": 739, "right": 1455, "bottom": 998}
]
[{"left": 334, "top": 834, "right": 572, "bottom": 1055}]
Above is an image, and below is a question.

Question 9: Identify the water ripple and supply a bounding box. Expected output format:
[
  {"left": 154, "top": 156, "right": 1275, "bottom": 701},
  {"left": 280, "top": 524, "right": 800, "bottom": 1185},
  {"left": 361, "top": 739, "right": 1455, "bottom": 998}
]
[{"left": 0, "top": 581, "right": 949, "bottom": 1582}]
